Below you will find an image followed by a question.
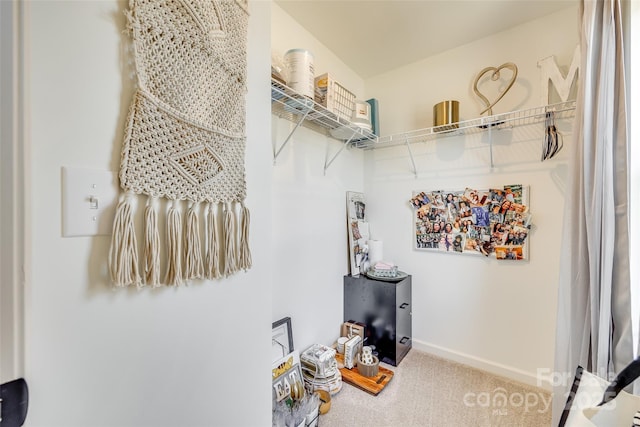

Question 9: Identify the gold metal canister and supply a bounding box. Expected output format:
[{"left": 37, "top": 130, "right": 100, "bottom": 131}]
[{"left": 433, "top": 100, "right": 460, "bottom": 132}]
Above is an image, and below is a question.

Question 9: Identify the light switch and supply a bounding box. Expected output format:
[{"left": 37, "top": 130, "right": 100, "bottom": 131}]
[{"left": 61, "top": 167, "right": 119, "bottom": 237}]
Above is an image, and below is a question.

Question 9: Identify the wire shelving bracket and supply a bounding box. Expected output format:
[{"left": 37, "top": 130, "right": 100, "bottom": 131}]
[{"left": 271, "top": 78, "right": 378, "bottom": 171}]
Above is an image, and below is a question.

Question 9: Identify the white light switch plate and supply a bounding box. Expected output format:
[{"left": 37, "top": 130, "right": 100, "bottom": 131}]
[{"left": 61, "top": 167, "right": 119, "bottom": 237}]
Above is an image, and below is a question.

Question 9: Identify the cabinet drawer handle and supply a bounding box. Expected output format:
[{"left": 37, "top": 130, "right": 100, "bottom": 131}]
[
  {"left": 399, "top": 303, "right": 409, "bottom": 309},
  {"left": 400, "top": 336, "right": 410, "bottom": 344}
]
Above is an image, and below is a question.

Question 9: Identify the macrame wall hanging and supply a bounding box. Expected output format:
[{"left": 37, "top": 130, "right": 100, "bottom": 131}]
[{"left": 109, "top": 0, "right": 251, "bottom": 287}]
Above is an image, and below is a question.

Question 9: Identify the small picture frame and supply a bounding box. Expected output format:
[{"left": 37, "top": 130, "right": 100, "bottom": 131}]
[
  {"left": 272, "top": 317, "right": 294, "bottom": 362},
  {"left": 272, "top": 350, "right": 305, "bottom": 405}
]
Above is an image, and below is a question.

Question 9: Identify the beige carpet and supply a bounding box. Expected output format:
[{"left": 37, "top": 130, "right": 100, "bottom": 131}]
[{"left": 319, "top": 349, "right": 552, "bottom": 427}]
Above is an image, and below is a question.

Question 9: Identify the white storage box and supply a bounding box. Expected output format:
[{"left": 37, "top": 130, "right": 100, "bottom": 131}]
[{"left": 314, "top": 73, "right": 356, "bottom": 122}]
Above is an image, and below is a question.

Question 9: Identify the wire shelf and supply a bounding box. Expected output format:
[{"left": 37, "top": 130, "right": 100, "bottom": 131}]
[
  {"left": 270, "top": 77, "right": 576, "bottom": 174},
  {"left": 271, "top": 78, "right": 378, "bottom": 144},
  {"left": 352, "top": 100, "right": 576, "bottom": 150}
]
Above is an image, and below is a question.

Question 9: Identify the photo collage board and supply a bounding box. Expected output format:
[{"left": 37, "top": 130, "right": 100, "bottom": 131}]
[
  {"left": 346, "top": 191, "right": 368, "bottom": 276},
  {"left": 411, "top": 185, "right": 531, "bottom": 260}
]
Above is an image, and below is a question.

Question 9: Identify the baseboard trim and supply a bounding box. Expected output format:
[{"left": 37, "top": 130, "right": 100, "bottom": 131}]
[{"left": 412, "top": 339, "right": 552, "bottom": 392}]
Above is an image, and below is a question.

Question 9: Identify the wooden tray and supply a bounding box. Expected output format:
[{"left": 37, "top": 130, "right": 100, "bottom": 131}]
[{"left": 335, "top": 353, "right": 393, "bottom": 395}]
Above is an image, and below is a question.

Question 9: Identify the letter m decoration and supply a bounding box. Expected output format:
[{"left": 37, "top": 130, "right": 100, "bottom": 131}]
[{"left": 537, "top": 45, "right": 580, "bottom": 104}]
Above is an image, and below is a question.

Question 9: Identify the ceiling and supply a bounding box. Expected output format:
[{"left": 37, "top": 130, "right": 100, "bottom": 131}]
[{"left": 275, "top": 0, "right": 576, "bottom": 79}]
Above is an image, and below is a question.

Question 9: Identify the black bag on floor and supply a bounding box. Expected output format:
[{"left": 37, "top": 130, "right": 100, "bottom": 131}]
[
  {"left": 559, "top": 358, "right": 640, "bottom": 427},
  {"left": 0, "top": 378, "right": 28, "bottom": 427}
]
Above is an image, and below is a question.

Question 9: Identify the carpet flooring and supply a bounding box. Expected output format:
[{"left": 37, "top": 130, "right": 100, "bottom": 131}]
[{"left": 319, "top": 349, "right": 552, "bottom": 427}]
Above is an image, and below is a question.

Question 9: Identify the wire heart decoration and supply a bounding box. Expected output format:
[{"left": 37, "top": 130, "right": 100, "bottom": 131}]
[{"left": 473, "top": 62, "right": 518, "bottom": 116}]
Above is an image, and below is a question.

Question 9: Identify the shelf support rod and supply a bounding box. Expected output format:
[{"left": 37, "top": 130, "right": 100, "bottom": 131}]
[
  {"left": 273, "top": 109, "right": 311, "bottom": 163},
  {"left": 488, "top": 121, "right": 494, "bottom": 169},
  {"left": 323, "top": 130, "right": 358, "bottom": 175},
  {"left": 324, "top": 129, "right": 359, "bottom": 175},
  {"left": 405, "top": 137, "right": 418, "bottom": 178}
]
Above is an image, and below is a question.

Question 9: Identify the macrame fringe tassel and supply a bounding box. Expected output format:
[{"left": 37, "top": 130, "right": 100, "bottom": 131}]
[
  {"left": 184, "top": 202, "right": 204, "bottom": 281},
  {"left": 109, "top": 194, "right": 141, "bottom": 287},
  {"left": 204, "top": 203, "right": 221, "bottom": 279},
  {"left": 238, "top": 203, "right": 252, "bottom": 271},
  {"left": 223, "top": 202, "right": 238, "bottom": 277},
  {"left": 143, "top": 197, "right": 161, "bottom": 287},
  {"left": 165, "top": 201, "right": 184, "bottom": 286}
]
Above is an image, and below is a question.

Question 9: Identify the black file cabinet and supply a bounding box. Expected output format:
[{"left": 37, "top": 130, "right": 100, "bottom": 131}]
[{"left": 343, "top": 274, "right": 412, "bottom": 366}]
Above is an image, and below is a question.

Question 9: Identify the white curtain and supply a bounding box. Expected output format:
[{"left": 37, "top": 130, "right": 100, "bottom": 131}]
[{"left": 552, "top": 0, "right": 632, "bottom": 424}]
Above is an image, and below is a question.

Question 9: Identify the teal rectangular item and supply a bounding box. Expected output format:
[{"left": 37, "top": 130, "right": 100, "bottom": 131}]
[
  {"left": 366, "top": 98, "right": 379, "bottom": 136},
  {"left": 350, "top": 98, "right": 379, "bottom": 144}
]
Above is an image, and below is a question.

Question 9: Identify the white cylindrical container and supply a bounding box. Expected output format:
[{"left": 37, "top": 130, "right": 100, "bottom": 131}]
[
  {"left": 284, "top": 49, "right": 315, "bottom": 98},
  {"left": 368, "top": 240, "right": 384, "bottom": 266},
  {"left": 352, "top": 100, "right": 372, "bottom": 131}
]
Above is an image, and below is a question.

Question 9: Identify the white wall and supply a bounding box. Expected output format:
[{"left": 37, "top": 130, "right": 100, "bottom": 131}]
[
  {"left": 0, "top": 0, "right": 27, "bottom": 383},
  {"left": 363, "top": 6, "right": 578, "bottom": 387},
  {"left": 270, "top": 3, "right": 366, "bottom": 353},
  {"left": 26, "top": 1, "right": 272, "bottom": 426}
]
